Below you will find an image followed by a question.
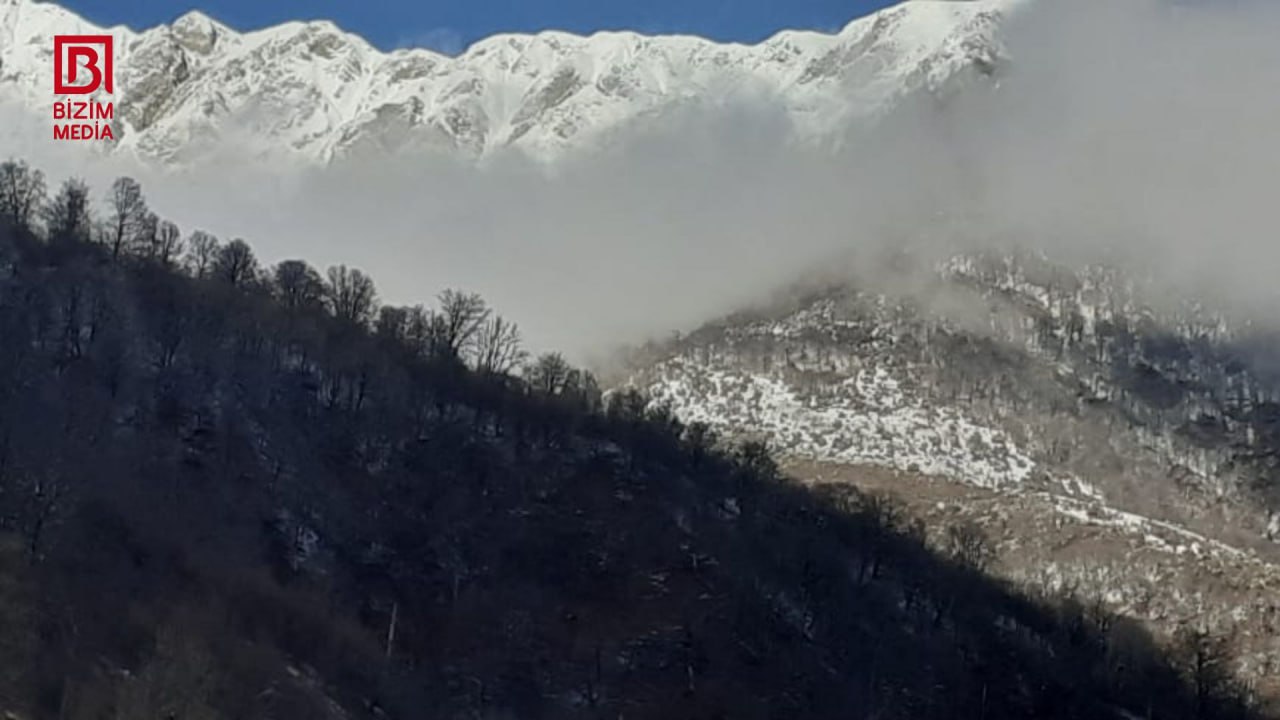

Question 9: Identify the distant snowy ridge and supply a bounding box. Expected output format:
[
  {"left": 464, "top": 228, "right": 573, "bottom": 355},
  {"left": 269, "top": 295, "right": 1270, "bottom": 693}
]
[{"left": 0, "top": 0, "right": 1026, "bottom": 166}]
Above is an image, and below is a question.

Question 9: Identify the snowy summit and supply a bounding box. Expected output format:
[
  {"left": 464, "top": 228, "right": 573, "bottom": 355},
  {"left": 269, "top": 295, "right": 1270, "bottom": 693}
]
[{"left": 0, "top": 0, "right": 1026, "bottom": 166}]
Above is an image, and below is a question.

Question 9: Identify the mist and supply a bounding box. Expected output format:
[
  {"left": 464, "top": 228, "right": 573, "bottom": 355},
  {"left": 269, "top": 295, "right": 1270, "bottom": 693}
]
[
  {"left": 945, "top": 0, "right": 1280, "bottom": 312},
  {"left": 4, "top": 0, "right": 1280, "bottom": 361}
]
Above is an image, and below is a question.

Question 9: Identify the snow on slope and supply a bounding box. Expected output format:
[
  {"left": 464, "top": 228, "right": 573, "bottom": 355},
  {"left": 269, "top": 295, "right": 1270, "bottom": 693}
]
[
  {"left": 636, "top": 282, "right": 1089, "bottom": 495},
  {"left": 630, "top": 251, "right": 1280, "bottom": 549},
  {"left": 0, "top": 0, "right": 1026, "bottom": 166},
  {"left": 650, "top": 355, "right": 1040, "bottom": 490},
  {"left": 630, "top": 257, "right": 1280, "bottom": 689}
]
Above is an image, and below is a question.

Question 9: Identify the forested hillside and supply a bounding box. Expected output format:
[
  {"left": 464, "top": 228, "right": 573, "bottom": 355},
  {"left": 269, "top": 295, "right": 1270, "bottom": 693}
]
[{"left": 0, "top": 158, "right": 1264, "bottom": 719}]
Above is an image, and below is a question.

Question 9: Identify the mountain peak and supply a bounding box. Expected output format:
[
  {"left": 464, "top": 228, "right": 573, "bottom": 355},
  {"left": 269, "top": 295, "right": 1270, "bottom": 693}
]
[
  {"left": 0, "top": 0, "right": 1017, "bottom": 166},
  {"left": 170, "top": 8, "right": 229, "bottom": 34},
  {"left": 169, "top": 9, "right": 230, "bottom": 54},
  {"left": 172, "top": 8, "right": 216, "bottom": 25}
]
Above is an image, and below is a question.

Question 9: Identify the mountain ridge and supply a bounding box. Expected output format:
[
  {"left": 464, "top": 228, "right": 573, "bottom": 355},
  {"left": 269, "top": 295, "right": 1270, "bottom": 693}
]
[
  {"left": 1, "top": 0, "right": 1026, "bottom": 166},
  {"left": 622, "top": 251, "right": 1280, "bottom": 695}
]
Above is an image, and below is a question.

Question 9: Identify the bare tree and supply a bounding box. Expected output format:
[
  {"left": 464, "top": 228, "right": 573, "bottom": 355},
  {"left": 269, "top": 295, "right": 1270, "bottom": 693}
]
[
  {"left": 858, "top": 492, "right": 912, "bottom": 540},
  {"left": 567, "top": 369, "right": 602, "bottom": 411},
  {"left": 473, "top": 315, "right": 526, "bottom": 374},
  {"left": 946, "top": 521, "right": 994, "bottom": 572},
  {"left": 856, "top": 491, "right": 909, "bottom": 582},
  {"left": 273, "top": 260, "right": 325, "bottom": 312},
  {"left": 214, "top": 239, "right": 258, "bottom": 287},
  {"left": 326, "top": 265, "right": 379, "bottom": 326},
  {"left": 526, "top": 352, "right": 572, "bottom": 395},
  {"left": 644, "top": 399, "right": 682, "bottom": 437},
  {"left": 1173, "top": 625, "right": 1243, "bottom": 717},
  {"left": 0, "top": 159, "right": 46, "bottom": 235},
  {"left": 683, "top": 421, "right": 718, "bottom": 467},
  {"left": 154, "top": 220, "right": 184, "bottom": 267},
  {"left": 402, "top": 304, "right": 434, "bottom": 356},
  {"left": 107, "top": 176, "right": 147, "bottom": 260},
  {"left": 184, "top": 230, "right": 219, "bottom": 279},
  {"left": 376, "top": 305, "right": 410, "bottom": 344},
  {"left": 736, "top": 440, "right": 778, "bottom": 480},
  {"left": 128, "top": 211, "right": 158, "bottom": 258},
  {"left": 436, "top": 289, "right": 490, "bottom": 359},
  {"left": 44, "top": 178, "right": 92, "bottom": 245},
  {"left": 606, "top": 388, "right": 648, "bottom": 421}
]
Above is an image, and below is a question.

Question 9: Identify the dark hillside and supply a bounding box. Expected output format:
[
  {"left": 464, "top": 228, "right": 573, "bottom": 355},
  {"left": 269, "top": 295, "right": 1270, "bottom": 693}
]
[{"left": 0, "top": 159, "right": 1264, "bottom": 720}]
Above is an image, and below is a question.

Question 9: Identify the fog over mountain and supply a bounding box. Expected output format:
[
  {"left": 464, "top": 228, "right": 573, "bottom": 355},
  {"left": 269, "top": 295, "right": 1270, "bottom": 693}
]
[{"left": 3, "top": 0, "right": 1279, "bottom": 360}]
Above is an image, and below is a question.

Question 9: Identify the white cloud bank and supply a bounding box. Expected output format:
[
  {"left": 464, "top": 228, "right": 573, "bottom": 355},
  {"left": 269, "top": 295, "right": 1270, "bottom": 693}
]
[{"left": 4, "top": 0, "right": 1279, "bottom": 361}]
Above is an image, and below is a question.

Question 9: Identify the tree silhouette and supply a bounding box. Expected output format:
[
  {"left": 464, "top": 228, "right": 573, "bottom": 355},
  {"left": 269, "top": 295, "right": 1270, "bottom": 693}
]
[
  {"left": 44, "top": 178, "right": 92, "bottom": 246},
  {"left": 214, "top": 238, "right": 258, "bottom": 287},
  {"left": 326, "top": 264, "right": 379, "bottom": 326},
  {"left": 106, "top": 176, "right": 146, "bottom": 260},
  {"left": 0, "top": 159, "right": 46, "bottom": 237}
]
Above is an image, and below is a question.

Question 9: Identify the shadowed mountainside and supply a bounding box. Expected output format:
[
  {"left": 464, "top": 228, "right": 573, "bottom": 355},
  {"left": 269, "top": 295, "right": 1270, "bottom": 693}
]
[{"left": 0, "top": 159, "right": 1266, "bottom": 719}]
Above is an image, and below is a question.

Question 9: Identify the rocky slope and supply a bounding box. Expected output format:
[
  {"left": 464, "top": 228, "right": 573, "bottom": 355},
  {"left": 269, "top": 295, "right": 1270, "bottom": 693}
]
[
  {"left": 1, "top": 0, "right": 1023, "bottom": 165},
  {"left": 627, "top": 252, "right": 1280, "bottom": 697}
]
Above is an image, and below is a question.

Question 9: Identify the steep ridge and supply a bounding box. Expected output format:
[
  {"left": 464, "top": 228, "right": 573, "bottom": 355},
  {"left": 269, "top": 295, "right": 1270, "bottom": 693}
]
[
  {"left": 627, "top": 251, "right": 1280, "bottom": 697},
  {"left": 1, "top": 0, "right": 1023, "bottom": 165}
]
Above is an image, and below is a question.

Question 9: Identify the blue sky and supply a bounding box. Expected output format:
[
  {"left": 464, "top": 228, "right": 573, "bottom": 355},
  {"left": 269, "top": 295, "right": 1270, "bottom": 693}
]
[{"left": 58, "top": 0, "right": 899, "bottom": 55}]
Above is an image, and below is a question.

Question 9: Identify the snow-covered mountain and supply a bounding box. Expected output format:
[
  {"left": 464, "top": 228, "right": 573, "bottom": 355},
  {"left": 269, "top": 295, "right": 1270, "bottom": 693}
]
[
  {"left": 0, "top": 0, "right": 1023, "bottom": 165},
  {"left": 623, "top": 252, "right": 1280, "bottom": 692}
]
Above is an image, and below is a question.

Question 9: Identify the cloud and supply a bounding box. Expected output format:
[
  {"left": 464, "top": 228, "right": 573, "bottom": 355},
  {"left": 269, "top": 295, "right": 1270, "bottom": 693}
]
[
  {"left": 395, "top": 27, "right": 465, "bottom": 56},
  {"left": 932, "top": 0, "right": 1280, "bottom": 312},
  {"left": 5, "top": 0, "right": 1280, "bottom": 365}
]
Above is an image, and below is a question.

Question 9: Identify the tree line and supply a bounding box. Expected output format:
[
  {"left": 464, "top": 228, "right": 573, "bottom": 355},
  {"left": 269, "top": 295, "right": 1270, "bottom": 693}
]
[
  {"left": 0, "top": 159, "right": 590, "bottom": 386},
  {"left": 0, "top": 156, "right": 1266, "bottom": 720}
]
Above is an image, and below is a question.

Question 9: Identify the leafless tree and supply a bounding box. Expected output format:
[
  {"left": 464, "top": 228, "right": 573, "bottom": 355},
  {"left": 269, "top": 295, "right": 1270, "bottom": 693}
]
[
  {"left": 861, "top": 491, "right": 908, "bottom": 533},
  {"left": 850, "top": 491, "right": 914, "bottom": 583},
  {"left": 683, "top": 421, "right": 718, "bottom": 466},
  {"left": 128, "top": 211, "right": 158, "bottom": 258},
  {"left": 214, "top": 239, "right": 258, "bottom": 287},
  {"left": 326, "top": 265, "right": 379, "bottom": 326},
  {"left": 107, "top": 176, "right": 147, "bottom": 260},
  {"left": 435, "top": 289, "right": 490, "bottom": 359},
  {"left": 473, "top": 315, "right": 526, "bottom": 374},
  {"left": 376, "top": 305, "right": 410, "bottom": 344},
  {"left": 402, "top": 304, "right": 434, "bottom": 356},
  {"left": 526, "top": 352, "right": 572, "bottom": 395},
  {"left": 946, "top": 521, "right": 994, "bottom": 572},
  {"left": 44, "top": 178, "right": 92, "bottom": 245},
  {"left": 274, "top": 260, "right": 325, "bottom": 312},
  {"left": 184, "top": 230, "right": 219, "bottom": 279},
  {"left": 0, "top": 159, "right": 46, "bottom": 235},
  {"left": 1174, "top": 625, "right": 1241, "bottom": 717},
  {"left": 736, "top": 440, "right": 778, "bottom": 480},
  {"left": 154, "top": 220, "right": 184, "bottom": 267}
]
